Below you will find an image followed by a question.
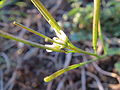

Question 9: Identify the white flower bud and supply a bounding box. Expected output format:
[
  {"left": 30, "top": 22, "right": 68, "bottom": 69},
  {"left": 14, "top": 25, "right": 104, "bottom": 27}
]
[
  {"left": 45, "top": 29, "right": 68, "bottom": 52},
  {"left": 45, "top": 44, "right": 54, "bottom": 52}
]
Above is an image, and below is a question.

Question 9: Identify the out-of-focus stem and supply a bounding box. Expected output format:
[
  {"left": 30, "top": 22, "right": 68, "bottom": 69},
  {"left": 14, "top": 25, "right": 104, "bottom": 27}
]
[
  {"left": 93, "top": 0, "right": 101, "bottom": 53},
  {"left": 98, "top": 21, "right": 107, "bottom": 55}
]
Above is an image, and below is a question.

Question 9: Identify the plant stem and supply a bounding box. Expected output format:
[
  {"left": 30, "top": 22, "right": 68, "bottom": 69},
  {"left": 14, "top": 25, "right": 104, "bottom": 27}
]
[
  {"left": 93, "top": 0, "right": 101, "bottom": 53},
  {"left": 67, "top": 41, "right": 100, "bottom": 58},
  {"left": 0, "top": 30, "right": 66, "bottom": 53},
  {"left": 98, "top": 21, "right": 107, "bottom": 55},
  {"left": 31, "top": 0, "right": 61, "bottom": 32},
  {"left": 44, "top": 55, "right": 106, "bottom": 82},
  {"left": 13, "top": 21, "right": 65, "bottom": 46}
]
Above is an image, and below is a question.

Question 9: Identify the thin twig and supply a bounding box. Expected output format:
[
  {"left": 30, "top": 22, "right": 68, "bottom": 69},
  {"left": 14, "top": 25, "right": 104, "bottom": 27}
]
[
  {"left": 0, "top": 53, "right": 11, "bottom": 73},
  {"left": 86, "top": 71, "right": 104, "bottom": 90},
  {"left": 4, "top": 71, "right": 17, "bottom": 90},
  {"left": 4, "top": 56, "right": 22, "bottom": 90},
  {"left": 81, "top": 55, "right": 87, "bottom": 90},
  {"left": 56, "top": 53, "right": 72, "bottom": 90},
  {"left": 64, "top": 53, "right": 72, "bottom": 68},
  {"left": 23, "top": 48, "right": 39, "bottom": 60},
  {"left": 50, "top": 0, "right": 63, "bottom": 14},
  {"left": 93, "top": 62, "right": 120, "bottom": 83},
  {"left": 56, "top": 79, "right": 65, "bottom": 90},
  {"left": 109, "top": 84, "right": 120, "bottom": 90},
  {"left": 0, "top": 70, "right": 4, "bottom": 90},
  {"left": 81, "top": 67, "right": 86, "bottom": 90},
  {"left": 17, "top": 17, "right": 31, "bottom": 48},
  {"left": 0, "top": 30, "right": 66, "bottom": 53},
  {"left": 46, "top": 81, "right": 53, "bottom": 90}
]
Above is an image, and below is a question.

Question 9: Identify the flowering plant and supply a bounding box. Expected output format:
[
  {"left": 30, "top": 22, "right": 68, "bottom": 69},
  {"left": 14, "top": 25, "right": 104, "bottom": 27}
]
[{"left": 1, "top": 0, "right": 119, "bottom": 82}]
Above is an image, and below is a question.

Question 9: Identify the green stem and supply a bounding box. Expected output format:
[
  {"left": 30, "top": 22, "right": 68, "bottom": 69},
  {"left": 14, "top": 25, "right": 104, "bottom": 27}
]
[
  {"left": 31, "top": 0, "right": 61, "bottom": 32},
  {"left": 98, "top": 21, "right": 107, "bottom": 55},
  {"left": 44, "top": 55, "right": 106, "bottom": 82},
  {"left": 67, "top": 41, "right": 100, "bottom": 58},
  {"left": 13, "top": 21, "right": 65, "bottom": 46},
  {"left": 0, "top": 30, "right": 65, "bottom": 53},
  {"left": 93, "top": 0, "right": 101, "bottom": 53}
]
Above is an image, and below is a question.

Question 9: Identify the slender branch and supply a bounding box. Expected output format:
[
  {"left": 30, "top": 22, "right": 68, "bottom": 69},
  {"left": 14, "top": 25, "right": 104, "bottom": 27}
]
[
  {"left": 86, "top": 71, "right": 104, "bottom": 90},
  {"left": 44, "top": 55, "right": 106, "bottom": 82},
  {"left": 0, "top": 30, "right": 100, "bottom": 57},
  {"left": 31, "top": 0, "right": 61, "bottom": 32},
  {"left": 93, "top": 0, "right": 101, "bottom": 53},
  {"left": 67, "top": 41, "right": 100, "bottom": 58},
  {"left": 69, "top": 46, "right": 100, "bottom": 58},
  {"left": 0, "top": 30, "right": 65, "bottom": 53},
  {"left": 98, "top": 21, "right": 107, "bottom": 55},
  {"left": 13, "top": 21, "right": 65, "bottom": 46}
]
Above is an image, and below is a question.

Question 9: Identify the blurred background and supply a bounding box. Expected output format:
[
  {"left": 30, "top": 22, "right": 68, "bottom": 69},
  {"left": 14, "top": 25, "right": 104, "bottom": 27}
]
[{"left": 0, "top": 0, "right": 120, "bottom": 90}]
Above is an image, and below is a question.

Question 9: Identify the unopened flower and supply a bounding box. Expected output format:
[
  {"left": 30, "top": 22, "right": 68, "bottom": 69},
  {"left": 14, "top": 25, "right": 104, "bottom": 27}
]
[
  {"left": 45, "top": 37, "right": 65, "bottom": 52},
  {"left": 45, "top": 27, "right": 68, "bottom": 52},
  {"left": 54, "top": 30, "right": 68, "bottom": 43},
  {"left": 45, "top": 44, "right": 56, "bottom": 52}
]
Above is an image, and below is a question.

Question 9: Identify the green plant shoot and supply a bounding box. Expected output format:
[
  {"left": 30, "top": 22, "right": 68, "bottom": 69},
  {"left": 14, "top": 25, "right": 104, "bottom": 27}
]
[
  {"left": 44, "top": 54, "right": 108, "bottom": 82},
  {"left": 0, "top": 30, "right": 66, "bottom": 53},
  {"left": 98, "top": 21, "right": 107, "bottom": 55},
  {"left": 1, "top": 0, "right": 115, "bottom": 83},
  {"left": 93, "top": 0, "right": 101, "bottom": 53},
  {"left": 31, "top": 0, "right": 61, "bottom": 33},
  {"left": 44, "top": 58, "right": 99, "bottom": 82},
  {"left": 13, "top": 21, "right": 64, "bottom": 46}
]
